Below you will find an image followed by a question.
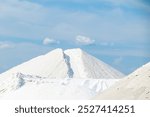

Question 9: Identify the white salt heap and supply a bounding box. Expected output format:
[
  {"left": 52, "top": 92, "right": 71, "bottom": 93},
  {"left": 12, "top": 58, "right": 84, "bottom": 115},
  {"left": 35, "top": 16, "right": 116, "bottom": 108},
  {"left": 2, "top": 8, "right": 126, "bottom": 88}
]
[{"left": 0, "top": 48, "right": 124, "bottom": 99}]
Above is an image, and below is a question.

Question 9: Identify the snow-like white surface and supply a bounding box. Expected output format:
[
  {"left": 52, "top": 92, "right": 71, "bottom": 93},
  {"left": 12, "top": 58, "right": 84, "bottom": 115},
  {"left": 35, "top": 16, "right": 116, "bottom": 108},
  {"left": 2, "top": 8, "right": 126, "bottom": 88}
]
[
  {"left": 64, "top": 48, "right": 124, "bottom": 79},
  {"left": 0, "top": 48, "right": 124, "bottom": 99},
  {"left": 93, "top": 62, "right": 150, "bottom": 100},
  {"left": 0, "top": 73, "right": 118, "bottom": 99},
  {"left": 0, "top": 48, "right": 68, "bottom": 78}
]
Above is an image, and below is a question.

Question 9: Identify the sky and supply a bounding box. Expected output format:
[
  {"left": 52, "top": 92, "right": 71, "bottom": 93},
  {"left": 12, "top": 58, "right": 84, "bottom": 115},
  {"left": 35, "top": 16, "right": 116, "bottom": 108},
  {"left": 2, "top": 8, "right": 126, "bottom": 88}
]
[{"left": 0, "top": 0, "right": 150, "bottom": 75}]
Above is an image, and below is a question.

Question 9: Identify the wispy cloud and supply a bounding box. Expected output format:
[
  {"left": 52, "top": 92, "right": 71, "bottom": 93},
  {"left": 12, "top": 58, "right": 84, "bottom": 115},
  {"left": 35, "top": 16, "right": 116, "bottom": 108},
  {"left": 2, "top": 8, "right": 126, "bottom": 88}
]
[
  {"left": 43, "top": 37, "right": 60, "bottom": 45},
  {"left": 0, "top": 41, "right": 14, "bottom": 49},
  {"left": 76, "top": 35, "right": 95, "bottom": 45},
  {"left": 0, "top": 0, "right": 149, "bottom": 43}
]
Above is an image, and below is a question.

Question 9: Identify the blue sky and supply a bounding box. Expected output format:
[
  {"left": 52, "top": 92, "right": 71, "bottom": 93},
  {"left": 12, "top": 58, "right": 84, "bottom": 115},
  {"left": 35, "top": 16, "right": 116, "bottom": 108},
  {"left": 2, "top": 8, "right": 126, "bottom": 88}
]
[{"left": 0, "top": 0, "right": 149, "bottom": 74}]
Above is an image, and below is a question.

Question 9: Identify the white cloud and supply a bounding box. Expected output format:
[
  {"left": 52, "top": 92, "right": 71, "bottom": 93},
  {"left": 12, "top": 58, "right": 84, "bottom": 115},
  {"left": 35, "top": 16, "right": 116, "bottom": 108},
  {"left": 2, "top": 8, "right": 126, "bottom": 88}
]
[
  {"left": 76, "top": 35, "right": 95, "bottom": 45},
  {"left": 0, "top": 42, "right": 14, "bottom": 49},
  {"left": 43, "top": 38, "right": 60, "bottom": 45}
]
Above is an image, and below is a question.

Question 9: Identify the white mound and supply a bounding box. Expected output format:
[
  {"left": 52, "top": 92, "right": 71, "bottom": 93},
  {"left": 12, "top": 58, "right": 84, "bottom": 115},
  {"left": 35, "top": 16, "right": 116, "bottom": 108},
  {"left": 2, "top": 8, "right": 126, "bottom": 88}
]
[
  {"left": 0, "top": 48, "right": 124, "bottom": 99},
  {"left": 93, "top": 62, "right": 150, "bottom": 100}
]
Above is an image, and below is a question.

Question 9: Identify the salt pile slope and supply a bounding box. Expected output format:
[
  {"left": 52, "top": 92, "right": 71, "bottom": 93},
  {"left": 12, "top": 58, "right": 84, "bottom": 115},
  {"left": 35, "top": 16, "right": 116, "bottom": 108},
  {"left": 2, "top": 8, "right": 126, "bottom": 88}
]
[
  {"left": 0, "top": 48, "right": 124, "bottom": 79},
  {"left": 65, "top": 49, "right": 124, "bottom": 79},
  {"left": 93, "top": 62, "right": 150, "bottom": 100},
  {"left": 0, "top": 48, "right": 68, "bottom": 78}
]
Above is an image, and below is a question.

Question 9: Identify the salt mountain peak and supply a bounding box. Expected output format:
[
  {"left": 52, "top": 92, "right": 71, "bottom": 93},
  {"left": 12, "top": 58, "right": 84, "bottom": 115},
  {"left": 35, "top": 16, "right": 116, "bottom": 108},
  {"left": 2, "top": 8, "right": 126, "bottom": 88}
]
[{"left": 0, "top": 48, "right": 124, "bottom": 79}]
